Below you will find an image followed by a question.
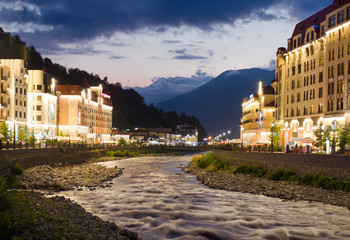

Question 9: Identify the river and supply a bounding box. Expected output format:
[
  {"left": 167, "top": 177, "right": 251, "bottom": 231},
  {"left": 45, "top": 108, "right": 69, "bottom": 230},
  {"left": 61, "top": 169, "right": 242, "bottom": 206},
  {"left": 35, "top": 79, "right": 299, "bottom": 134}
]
[{"left": 59, "top": 155, "right": 350, "bottom": 240}]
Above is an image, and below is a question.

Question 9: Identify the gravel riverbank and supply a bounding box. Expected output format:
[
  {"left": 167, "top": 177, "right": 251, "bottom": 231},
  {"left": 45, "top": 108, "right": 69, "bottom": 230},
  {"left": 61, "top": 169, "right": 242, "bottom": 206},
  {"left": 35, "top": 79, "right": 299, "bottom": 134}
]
[
  {"left": 186, "top": 163, "right": 350, "bottom": 210},
  {"left": 6, "top": 158, "right": 140, "bottom": 239},
  {"left": 18, "top": 161, "right": 122, "bottom": 191}
]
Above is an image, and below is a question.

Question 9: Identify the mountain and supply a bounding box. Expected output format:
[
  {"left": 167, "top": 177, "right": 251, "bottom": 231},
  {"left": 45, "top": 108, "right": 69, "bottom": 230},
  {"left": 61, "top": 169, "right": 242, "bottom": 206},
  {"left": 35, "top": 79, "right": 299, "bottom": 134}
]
[
  {"left": 133, "top": 70, "right": 212, "bottom": 105},
  {"left": 0, "top": 28, "right": 208, "bottom": 139},
  {"left": 157, "top": 68, "right": 275, "bottom": 138}
]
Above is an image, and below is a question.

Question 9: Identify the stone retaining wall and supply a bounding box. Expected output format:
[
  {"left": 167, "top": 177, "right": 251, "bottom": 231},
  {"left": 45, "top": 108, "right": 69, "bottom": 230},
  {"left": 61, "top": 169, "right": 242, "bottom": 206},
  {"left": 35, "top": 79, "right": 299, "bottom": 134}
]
[
  {"left": 0, "top": 148, "right": 106, "bottom": 177},
  {"left": 214, "top": 150, "right": 350, "bottom": 179}
]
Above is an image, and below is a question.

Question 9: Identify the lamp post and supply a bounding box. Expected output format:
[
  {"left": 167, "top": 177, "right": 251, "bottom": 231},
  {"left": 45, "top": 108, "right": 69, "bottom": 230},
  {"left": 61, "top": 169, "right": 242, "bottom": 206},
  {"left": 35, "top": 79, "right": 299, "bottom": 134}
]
[
  {"left": 69, "top": 129, "right": 71, "bottom": 148},
  {"left": 13, "top": 120, "right": 16, "bottom": 150},
  {"left": 241, "top": 126, "right": 244, "bottom": 151}
]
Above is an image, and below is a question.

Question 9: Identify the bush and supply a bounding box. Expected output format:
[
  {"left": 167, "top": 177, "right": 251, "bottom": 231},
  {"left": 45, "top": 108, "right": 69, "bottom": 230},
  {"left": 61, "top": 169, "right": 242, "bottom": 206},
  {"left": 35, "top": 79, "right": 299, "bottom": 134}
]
[
  {"left": 11, "top": 163, "right": 24, "bottom": 175},
  {"left": 192, "top": 153, "right": 233, "bottom": 172}
]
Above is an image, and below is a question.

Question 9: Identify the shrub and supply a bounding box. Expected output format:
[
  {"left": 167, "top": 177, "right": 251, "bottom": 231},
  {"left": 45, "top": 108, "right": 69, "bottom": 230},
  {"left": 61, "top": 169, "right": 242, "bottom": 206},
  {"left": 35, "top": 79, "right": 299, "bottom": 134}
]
[
  {"left": 11, "top": 163, "right": 24, "bottom": 175},
  {"left": 192, "top": 153, "right": 233, "bottom": 172}
]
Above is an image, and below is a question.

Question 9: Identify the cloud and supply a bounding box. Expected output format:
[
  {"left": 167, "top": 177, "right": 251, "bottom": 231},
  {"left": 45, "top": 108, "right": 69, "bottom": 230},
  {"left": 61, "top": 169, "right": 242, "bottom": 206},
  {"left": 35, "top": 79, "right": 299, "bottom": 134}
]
[
  {"left": 173, "top": 54, "right": 207, "bottom": 60},
  {"left": 162, "top": 40, "right": 182, "bottom": 44},
  {"left": 109, "top": 55, "right": 125, "bottom": 60},
  {"left": 0, "top": 0, "right": 329, "bottom": 57},
  {"left": 1, "top": 0, "right": 318, "bottom": 44}
]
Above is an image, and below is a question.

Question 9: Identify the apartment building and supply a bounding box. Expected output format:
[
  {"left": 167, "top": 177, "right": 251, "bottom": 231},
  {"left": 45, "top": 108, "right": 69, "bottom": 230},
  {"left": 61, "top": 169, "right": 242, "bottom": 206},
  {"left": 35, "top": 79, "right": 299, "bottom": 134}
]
[
  {"left": 56, "top": 84, "right": 113, "bottom": 143},
  {"left": 275, "top": 0, "right": 350, "bottom": 148},
  {"left": 241, "top": 81, "right": 276, "bottom": 145}
]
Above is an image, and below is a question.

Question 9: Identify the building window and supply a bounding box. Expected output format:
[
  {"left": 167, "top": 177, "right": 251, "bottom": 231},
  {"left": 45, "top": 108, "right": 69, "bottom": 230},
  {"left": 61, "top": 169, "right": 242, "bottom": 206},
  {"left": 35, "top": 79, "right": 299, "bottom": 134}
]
[
  {"left": 328, "top": 100, "right": 334, "bottom": 112},
  {"left": 36, "top": 105, "right": 41, "bottom": 111},
  {"left": 298, "top": 64, "right": 301, "bottom": 74},
  {"left": 292, "top": 66, "right": 295, "bottom": 75},
  {"left": 15, "top": 111, "right": 17, "bottom": 117},
  {"left": 328, "top": 66, "right": 335, "bottom": 78},
  {"left": 319, "top": 87, "right": 323, "bottom": 98},
  {"left": 292, "top": 80, "right": 295, "bottom": 89},
  {"left": 37, "top": 85, "right": 42, "bottom": 91},
  {"left": 319, "top": 56, "right": 324, "bottom": 67},
  {"left": 15, "top": 88, "right": 18, "bottom": 94},
  {"left": 298, "top": 37, "right": 301, "bottom": 46},
  {"left": 20, "top": 88, "right": 22, "bottom": 94},
  {"left": 338, "top": 63, "right": 345, "bottom": 75},
  {"left": 15, "top": 99, "right": 17, "bottom": 105},
  {"left": 304, "top": 106, "right": 308, "bottom": 115},
  {"left": 311, "top": 31, "right": 314, "bottom": 41},
  {"left": 287, "top": 95, "right": 289, "bottom": 104},
  {"left": 310, "top": 105, "right": 314, "bottom": 115},
  {"left": 20, "top": 100, "right": 22, "bottom": 106},
  {"left": 36, "top": 115, "right": 41, "bottom": 121},
  {"left": 329, "top": 15, "right": 336, "bottom": 28},
  {"left": 337, "top": 80, "right": 344, "bottom": 93},
  {"left": 37, "top": 95, "right": 42, "bottom": 101},
  {"left": 291, "top": 108, "right": 295, "bottom": 117},
  {"left": 318, "top": 103, "right": 323, "bottom": 113},
  {"left": 338, "top": 11, "right": 345, "bottom": 24},
  {"left": 297, "top": 92, "right": 301, "bottom": 102},
  {"left": 297, "top": 78, "right": 301, "bottom": 88},
  {"left": 319, "top": 72, "right": 323, "bottom": 83},
  {"left": 297, "top": 107, "right": 301, "bottom": 116},
  {"left": 19, "top": 112, "right": 22, "bottom": 118},
  {"left": 321, "top": 25, "right": 325, "bottom": 36},
  {"left": 24, "top": 89, "right": 26, "bottom": 95},
  {"left": 24, "top": 112, "right": 26, "bottom": 118},
  {"left": 24, "top": 101, "right": 26, "bottom": 107}
]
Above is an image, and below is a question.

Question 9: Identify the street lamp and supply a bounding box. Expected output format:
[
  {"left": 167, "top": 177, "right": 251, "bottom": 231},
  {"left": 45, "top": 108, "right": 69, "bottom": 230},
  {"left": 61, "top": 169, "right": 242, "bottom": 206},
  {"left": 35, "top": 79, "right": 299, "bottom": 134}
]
[{"left": 13, "top": 120, "right": 16, "bottom": 149}]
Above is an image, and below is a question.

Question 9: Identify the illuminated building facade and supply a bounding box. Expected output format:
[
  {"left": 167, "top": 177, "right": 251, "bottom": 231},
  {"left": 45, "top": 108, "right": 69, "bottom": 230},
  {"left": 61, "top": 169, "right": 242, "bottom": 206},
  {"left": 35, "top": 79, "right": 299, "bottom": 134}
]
[
  {"left": 275, "top": 0, "right": 350, "bottom": 149},
  {"left": 56, "top": 84, "right": 113, "bottom": 143},
  {"left": 27, "top": 70, "right": 57, "bottom": 138},
  {"left": 0, "top": 59, "right": 29, "bottom": 138},
  {"left": 241, "top": 81, "right": 276, "bottom": 145}
]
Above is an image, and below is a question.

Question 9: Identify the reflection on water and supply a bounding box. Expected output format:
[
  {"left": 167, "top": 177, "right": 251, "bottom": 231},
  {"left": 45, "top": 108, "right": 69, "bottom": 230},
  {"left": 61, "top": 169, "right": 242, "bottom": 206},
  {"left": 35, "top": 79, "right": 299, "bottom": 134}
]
[{"left": 59, "top": 155, "right": 350, "bottom": 240}]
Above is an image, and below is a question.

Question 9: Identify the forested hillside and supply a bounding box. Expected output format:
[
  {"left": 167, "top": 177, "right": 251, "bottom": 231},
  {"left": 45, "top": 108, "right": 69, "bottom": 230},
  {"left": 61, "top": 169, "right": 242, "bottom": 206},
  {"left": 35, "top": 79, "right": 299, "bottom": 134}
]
[{"left": 0, "top": 27, "right": 207, "bottom": 139}]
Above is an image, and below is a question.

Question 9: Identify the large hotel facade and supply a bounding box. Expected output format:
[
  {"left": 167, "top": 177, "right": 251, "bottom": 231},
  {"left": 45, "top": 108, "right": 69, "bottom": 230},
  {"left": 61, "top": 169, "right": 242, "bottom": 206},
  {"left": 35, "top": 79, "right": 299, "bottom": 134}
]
[
  {"left": 242, "top": 0, "right": 350, "bottom": 150},
  {"left": 0, "top": 59, "right": 113, "bottom": 143}
]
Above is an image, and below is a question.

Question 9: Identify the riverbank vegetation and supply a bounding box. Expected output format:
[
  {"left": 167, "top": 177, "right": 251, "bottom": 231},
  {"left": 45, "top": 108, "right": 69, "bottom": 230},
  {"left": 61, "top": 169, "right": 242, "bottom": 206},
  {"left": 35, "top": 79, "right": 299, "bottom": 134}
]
[{"left": 192, "top": 153, "right": 350, "bottom": 192}]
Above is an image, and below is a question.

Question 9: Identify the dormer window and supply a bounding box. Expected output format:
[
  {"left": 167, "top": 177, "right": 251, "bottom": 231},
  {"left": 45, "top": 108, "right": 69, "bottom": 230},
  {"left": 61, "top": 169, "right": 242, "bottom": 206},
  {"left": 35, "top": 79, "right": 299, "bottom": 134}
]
[
  {"left": 329, "top": 15, "right": 336, "bottom": 28},
  {"left": 338, "top": 11, "right": 345, "bottom": 23}
]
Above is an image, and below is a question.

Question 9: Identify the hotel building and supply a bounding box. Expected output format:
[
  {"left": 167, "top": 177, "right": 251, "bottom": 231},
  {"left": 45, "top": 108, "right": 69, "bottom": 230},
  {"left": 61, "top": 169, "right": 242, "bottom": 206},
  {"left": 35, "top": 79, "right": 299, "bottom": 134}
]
[
  {"left": 0, "top": 59, "right": 29, "bottom": 137},
  {"left": 27, "top": 70, "right": 57, "bottom": 138},
  {"left": 0, "top": 59, "right": 113, "bottom": 143},
  {"left": 275, "top": 0, "right": 350, "bottom": 148},
  {"left": 241, "top": 81, "right": 276, "bottom": 145},
  {"left": 56, "top": 84, "right": 113, "bottom": 143}
]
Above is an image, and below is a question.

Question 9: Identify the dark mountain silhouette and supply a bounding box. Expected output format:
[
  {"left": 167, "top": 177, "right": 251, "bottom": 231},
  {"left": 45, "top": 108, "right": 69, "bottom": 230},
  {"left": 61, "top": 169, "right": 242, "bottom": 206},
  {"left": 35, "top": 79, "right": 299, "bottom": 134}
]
[
  {"left": 0, "top": 28, "right": 207, "bottom": 139},
  {"left": 157, "top": 69, "right": 275, "bottom": 138}
]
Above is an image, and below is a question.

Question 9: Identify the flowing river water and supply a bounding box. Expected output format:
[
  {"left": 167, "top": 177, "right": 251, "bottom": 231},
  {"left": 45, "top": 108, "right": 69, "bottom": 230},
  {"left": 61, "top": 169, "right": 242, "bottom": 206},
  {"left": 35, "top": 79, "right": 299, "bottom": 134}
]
[{"left": 59, "top": 155, "right": 350, "bottom": 240}]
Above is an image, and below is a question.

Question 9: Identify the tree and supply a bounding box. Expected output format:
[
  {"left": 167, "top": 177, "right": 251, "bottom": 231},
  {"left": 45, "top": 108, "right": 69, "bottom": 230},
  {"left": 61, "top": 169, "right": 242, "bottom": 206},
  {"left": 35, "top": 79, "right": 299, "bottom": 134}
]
[
  {"left": 269, "top": 122, "right": 282, "bottom": 151},
  {"left": 314, "top": 124, "right": 331, "bottom": 152},
  {"left": 18, "top": 125, "right": 29, "bottom": 142},
  {"left": 338, "top": 124, "right": 350, "bottom": 153},
  {"left": 0, "top": 121, "right": 12, "bottom": 141},
  {"left": 117, "top": 137, "right": 127, "bottom": 146}
]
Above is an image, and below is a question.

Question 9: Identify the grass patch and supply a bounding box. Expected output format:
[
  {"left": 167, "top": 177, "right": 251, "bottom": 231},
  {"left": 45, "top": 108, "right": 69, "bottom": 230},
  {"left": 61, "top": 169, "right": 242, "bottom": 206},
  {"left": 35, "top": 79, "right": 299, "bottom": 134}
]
[
  {"left": 11, "top": 163, "right": 24, "bottom": 175},
  {"left": 106, "top": 149, "right": 149, "bottom": 158},
  {"left": 193, "top": 153, "right": 350, "bottom": 192}
]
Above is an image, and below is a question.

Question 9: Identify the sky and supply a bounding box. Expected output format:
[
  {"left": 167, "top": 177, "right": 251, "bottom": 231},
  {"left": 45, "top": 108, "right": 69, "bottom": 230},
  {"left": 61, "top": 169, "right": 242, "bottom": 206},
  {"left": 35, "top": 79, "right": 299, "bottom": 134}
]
[{"left": 0, "top": 0, "right": 330, "bottom": 87}]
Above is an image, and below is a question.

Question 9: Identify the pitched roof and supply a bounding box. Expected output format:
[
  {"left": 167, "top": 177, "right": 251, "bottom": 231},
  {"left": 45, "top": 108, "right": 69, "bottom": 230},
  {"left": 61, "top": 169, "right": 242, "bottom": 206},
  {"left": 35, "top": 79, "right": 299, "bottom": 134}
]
[{"left": 290, "top": 0, "right": 350, "bottom": 50}]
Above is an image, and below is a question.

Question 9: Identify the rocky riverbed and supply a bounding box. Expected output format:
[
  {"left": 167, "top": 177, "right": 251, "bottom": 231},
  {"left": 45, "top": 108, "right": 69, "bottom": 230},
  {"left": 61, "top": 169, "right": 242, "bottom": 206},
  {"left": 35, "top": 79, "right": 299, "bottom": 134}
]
[
  {"left": 18, "top": 161, "right": 122, "bottom": 191},
  {"left": 186, "top": 163, "right": 350, "bottom": 210}
]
